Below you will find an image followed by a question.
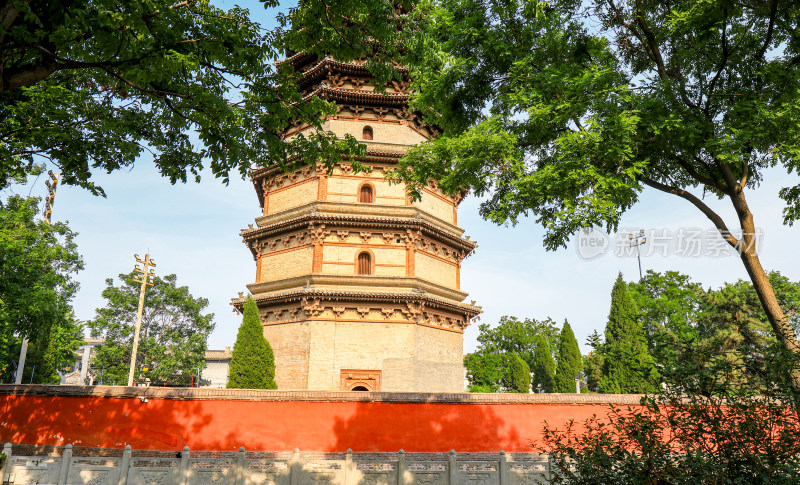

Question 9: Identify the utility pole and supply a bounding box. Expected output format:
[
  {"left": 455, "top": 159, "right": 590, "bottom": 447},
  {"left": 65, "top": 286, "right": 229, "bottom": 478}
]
[
  {"left": 127, "top": 253, "right": 156, "bottom": 387},
  {"left": 15, "top": 171, "right": 60, "bottom": 384},
  {"left": 628, "top": 230, "right": 647, "bottom": 280}
]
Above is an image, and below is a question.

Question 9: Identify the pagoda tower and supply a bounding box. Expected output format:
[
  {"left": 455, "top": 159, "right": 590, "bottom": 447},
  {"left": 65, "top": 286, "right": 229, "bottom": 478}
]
[{"left": 233, "top": 52, "right": 480, "bottom": 392}]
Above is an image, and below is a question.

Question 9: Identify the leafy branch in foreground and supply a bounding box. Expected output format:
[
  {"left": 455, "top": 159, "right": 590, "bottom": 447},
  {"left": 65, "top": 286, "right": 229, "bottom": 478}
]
[{"left": 0, "top": 0, "right": 412, "bottom": 194}]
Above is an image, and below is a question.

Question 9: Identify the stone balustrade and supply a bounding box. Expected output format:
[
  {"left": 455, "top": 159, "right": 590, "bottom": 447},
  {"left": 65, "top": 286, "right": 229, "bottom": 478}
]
[{"left": 1, "top": 444, "right": 553, "bottom": 485}]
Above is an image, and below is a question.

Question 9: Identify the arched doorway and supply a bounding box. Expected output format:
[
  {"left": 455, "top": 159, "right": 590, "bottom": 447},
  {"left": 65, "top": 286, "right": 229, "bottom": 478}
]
[{"left": 340, "top": 369, "right": 381, "bottom": 391}]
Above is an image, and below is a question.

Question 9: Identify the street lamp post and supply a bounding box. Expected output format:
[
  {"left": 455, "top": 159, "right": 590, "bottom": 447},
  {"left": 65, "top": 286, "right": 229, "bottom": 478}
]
[
  {"left": 127, "top": 253, "right": 156, "bottom": 387},
  {"left": 629, "top": 230, "right": 647, "bottom": 280}
]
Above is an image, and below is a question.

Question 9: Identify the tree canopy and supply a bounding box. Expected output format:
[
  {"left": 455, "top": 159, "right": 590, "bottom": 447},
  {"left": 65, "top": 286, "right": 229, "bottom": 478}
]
[
  {"left": 465, "top": 315, "right": 559, "bottom": 392},
  {"left": 0, "top": 0, "right": 418, "bottom": 194},
  {"left": 629, "top": 270, "right": 799, "bottom": 393},
  {"left": 392, "top": 0, "right": 800, "bottom": 388},
  {"left": 474, "top": 315, "right": 560, "bottom": 371},
  {"left": 0, "top": 195, "right": 84, "bottom": 383},
  {"left": 88, "top": 272, "right": 214, "bottom": 386}
]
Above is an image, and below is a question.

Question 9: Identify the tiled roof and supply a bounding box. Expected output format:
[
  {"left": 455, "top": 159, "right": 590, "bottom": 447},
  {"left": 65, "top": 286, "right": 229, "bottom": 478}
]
[{"left": 205, "top": 349, "right": 232, "bottom": 360}]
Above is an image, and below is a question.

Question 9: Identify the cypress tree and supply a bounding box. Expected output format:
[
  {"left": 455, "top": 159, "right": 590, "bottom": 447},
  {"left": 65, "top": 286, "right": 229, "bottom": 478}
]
[
  {"left": 227, "top": 297, "right": 277, "bottom": 389},
  {"left": 506, "top": 353, "right": 531, "bottom": 393},
  {"left": 599, "top": 273, "right": 659, "bottom": 393},
  {"left": 554, "top": 321, "right": 583, "bottom": 393},
  {"left": 531, "top": 336, "right": 556, "bottom": 392}
]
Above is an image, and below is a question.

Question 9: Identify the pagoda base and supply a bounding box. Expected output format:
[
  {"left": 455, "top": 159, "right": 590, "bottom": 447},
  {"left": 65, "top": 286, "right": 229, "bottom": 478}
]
[{"left": 263, "top": 319, "right": 465, "bottom": 392}]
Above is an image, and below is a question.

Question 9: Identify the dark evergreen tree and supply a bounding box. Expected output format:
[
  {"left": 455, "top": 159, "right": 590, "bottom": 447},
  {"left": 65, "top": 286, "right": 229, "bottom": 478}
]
[
  {"left": 531, "top": 336, "right": 556, "bottom": 392},
  {"left": 599, "top": 274, "right": 659, "bottom": 393},
  {"left": 583, "top": 330, "right": 604, "bottom": 392},
  {"left": 554, "top": 321, "right": 582, "bottom": 393},
  {"left": 506, "top": 353, "right": 531, "bottom": 393},
  {"left": 227, "top": 297, "right": 276, "bottom": 389}
]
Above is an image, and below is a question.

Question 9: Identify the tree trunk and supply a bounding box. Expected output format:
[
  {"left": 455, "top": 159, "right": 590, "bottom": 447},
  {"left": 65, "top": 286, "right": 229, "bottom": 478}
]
[{"left": 733, "top": 191, "right": 800, "bottom": 391}]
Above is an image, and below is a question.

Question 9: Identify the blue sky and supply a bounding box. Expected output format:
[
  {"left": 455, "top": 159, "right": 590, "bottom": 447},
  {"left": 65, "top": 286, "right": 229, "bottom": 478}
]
[{"left": 9, "top": 2, "right": 800, "bottom": 355}]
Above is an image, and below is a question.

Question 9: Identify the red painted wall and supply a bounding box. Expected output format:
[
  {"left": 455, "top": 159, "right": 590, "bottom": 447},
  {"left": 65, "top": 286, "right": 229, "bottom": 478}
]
[{"left": 0, "top": 393, "right": 630, "bottom": 452}]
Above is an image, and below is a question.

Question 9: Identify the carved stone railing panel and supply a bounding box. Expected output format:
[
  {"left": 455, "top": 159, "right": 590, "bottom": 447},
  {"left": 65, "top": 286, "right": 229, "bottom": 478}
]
[
  {"left": 68, "top": 457, "right": 121, "bottom": 484},
  {"left": 506, "top": 462, "right": 550, "bottom": 485},
  {"left": 187, "top": 458, "right": 237, "bottom": 485},
  {"left": 244, "top": 460, "right": 290, "bottom": 485},
  {"left": 299, "top": 461, "right": 345, "bottom": 485},
  {"left": 5, "top": 456, "right": 60, "bottom": 485}
]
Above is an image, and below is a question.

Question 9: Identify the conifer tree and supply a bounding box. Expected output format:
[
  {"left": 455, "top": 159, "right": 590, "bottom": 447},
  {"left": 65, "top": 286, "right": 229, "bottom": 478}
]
[
  {"left": 531, "top": 336, "right": 556, "bottom": 392},
  {"left": 554, "top": 321, "right": 582, "bottom": 393},
  {"left": 227, "top": 297, "right": 276, "bottom": 389},
  {"left": 599, "top": 274, "right": 659, "bottom": 393},
  {"left": 506, "top": 353, "right": 531, "bottom": 393}
]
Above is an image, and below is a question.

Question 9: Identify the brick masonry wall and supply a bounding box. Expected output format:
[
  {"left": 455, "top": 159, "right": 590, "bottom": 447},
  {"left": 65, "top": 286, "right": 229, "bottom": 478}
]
[
  {"left": 415, "top": 252, "right": 457, "bottom": 289},
  {"left": 0, "top": 385, "right": 644, "bottom": 452},
  {"left": 322, "top": 120, "right": 428, "bottom": 146}
]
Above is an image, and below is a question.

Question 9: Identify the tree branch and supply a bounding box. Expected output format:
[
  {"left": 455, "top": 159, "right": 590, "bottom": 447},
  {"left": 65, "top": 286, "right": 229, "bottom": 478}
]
[
  {"left": 1, "top": 60, "right": 57, "bottom": 92},
  {"left": 674, "top": 155, "right": 728, "bottom": 193},
  {"left": 756, "top": 0, "right": 779, "bottom": 61},
  {"left": 705, "top": 10, "right": 729, "bottom": 114},
  {"left": 640, "top": 176, "right": 739, "bottom": 247}
]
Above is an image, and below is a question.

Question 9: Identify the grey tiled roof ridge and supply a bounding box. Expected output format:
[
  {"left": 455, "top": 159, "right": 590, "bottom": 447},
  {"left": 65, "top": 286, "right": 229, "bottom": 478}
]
[
  {"left": 0, "top": 384, "right": 646, "bottom": 404},
  {"left": 303, "top": 86, "right": 409, "bottom": 105},
  {"left": 297, "top": 58, "right": 409, "bottom": 87}
]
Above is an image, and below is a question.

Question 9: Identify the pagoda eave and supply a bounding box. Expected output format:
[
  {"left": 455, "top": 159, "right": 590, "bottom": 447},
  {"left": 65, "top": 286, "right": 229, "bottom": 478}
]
[{"left": 231, "top": 288, "right": 481, "bottom": 326}]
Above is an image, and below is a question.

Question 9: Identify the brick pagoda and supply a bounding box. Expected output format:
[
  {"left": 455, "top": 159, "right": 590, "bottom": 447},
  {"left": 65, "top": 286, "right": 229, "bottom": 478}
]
[{"left": 233, "top": 52, "right": 480, "bottom": 392}]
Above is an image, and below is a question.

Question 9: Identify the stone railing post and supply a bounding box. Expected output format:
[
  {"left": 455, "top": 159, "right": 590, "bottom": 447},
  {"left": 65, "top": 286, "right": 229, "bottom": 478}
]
[
  {"left": 1, "top": 443, "right": 13, "bottom": 482},
  {"left": 449, "top": 450, "right": 457, "bottom": 485},
  {"left": 498, "top": 451, "right": 507, "bottom": 485},
  {"left": 234, "top": 446, "right": 246, "bottom": 485},
  {"left": 57, "top": 444, "right": 73, "bottom": 485},
  {"left": 290, "top": 448, "right": 301, "bottom": 485},
  {"left": 345, "top": 448, "right": 353, "bottom": 485},
  {"left": 117, "top": 445, "right": 132, "bottom": 485},
  {"left": 397, "top": 449, "right": 410, "bottom": 485},
  {"left": 179, "top": 446, "right": 190, "bottom": 485}
]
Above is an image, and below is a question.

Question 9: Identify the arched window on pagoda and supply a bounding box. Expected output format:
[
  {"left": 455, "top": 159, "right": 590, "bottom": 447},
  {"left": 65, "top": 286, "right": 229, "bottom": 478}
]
[
  {"left": 362, "top": 125, "right": 373, "bottom": 140},
  {"left": 357, "top": 252, "right": 373, "bottom": 275},
  {"left": 359, "top": 184, "right": 374, "bottom": 203}
]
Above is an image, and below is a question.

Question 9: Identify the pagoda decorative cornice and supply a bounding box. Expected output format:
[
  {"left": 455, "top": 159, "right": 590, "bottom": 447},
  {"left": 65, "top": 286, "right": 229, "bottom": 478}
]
[
  {"left": 246, "top": 274, "right": 470, "bottom": 302},
  {"left": 231, "top": 288, "right": 481, "bottom": 331},
  {"left": 240, "top": 212, "right": 476, "bottom": 260}
]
